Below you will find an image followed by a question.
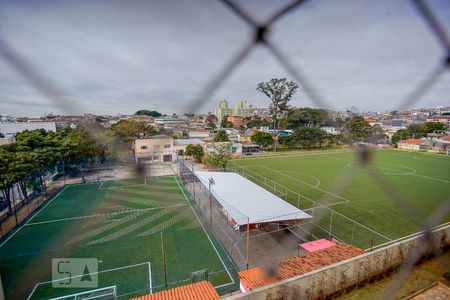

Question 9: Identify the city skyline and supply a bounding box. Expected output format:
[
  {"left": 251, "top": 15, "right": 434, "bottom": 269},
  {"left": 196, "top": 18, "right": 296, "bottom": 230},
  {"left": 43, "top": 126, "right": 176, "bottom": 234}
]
[{"left": 1, "top": 0, "right": 449, "bottom": 116}]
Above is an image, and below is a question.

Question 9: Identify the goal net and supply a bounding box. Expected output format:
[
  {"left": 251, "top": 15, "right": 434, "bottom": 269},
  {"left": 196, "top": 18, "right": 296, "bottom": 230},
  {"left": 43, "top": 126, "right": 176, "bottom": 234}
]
[{"left": 47, "top": 286, "right": 117, "bottom": 300}]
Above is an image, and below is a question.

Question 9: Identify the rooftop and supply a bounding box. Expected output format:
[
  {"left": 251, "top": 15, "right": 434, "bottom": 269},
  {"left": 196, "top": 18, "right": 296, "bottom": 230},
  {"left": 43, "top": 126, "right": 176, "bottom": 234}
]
[
  {"left": 194, "top": 171, "right": 312, "bottom": 226},
  {"left": 399, "top": 138, "right": 424, "bottom": 145},
  {"left": 174, "top": 138, "right": 204, "bottom": 146},
  {"left": 130, "top": 281, "right": 219, "bottom": 300},
  {"left": 239, "top": 243, "right": 365, "bottom": 290}
]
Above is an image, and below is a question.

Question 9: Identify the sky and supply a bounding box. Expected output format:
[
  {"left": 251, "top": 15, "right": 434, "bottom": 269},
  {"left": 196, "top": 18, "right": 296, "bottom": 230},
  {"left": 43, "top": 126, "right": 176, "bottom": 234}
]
[{"left": 0, "top": 0, "right": 449, "bottom": 116}]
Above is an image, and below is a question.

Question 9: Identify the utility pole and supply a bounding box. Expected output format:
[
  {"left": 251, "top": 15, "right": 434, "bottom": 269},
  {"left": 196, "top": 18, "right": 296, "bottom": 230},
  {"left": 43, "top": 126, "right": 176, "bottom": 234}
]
[
  {"left": 208, "top": 177, "right": 215, "bottom": 226},
  {"left": 160, "top": 232, "right": 168, "bottom": 290}
]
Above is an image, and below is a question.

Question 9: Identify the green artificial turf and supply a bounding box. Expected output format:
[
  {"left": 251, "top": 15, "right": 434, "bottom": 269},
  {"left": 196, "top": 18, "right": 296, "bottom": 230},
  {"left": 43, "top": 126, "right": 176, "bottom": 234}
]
[
  {"left": 229, "top": 150, "right": 450, "bottom": 249},
  {"left": 0, "top": 177, "right": 237, "bottom": 300}
]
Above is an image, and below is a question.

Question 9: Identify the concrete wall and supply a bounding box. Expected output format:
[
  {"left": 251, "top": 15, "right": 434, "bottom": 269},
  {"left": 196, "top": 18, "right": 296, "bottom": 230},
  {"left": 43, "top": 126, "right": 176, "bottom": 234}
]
[
  {"left": 224, "top": 224, "right": 449, "bottom": 300},
  {"left": 398, "top": 142, "right": 420, "bottom": 151}
]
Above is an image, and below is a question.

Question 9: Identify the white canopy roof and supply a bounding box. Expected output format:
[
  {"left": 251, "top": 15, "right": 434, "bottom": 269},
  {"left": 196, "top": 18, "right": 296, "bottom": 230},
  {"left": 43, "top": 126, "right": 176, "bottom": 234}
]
[{"left": 194, "top": 171, "right": 312, "bottom": 226}]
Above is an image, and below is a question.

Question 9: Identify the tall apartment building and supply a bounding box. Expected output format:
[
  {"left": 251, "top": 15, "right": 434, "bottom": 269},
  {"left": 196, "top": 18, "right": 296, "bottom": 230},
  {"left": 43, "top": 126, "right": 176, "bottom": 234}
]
[{"left": 214, "top": 100, "right": 249, "bottom": 123}]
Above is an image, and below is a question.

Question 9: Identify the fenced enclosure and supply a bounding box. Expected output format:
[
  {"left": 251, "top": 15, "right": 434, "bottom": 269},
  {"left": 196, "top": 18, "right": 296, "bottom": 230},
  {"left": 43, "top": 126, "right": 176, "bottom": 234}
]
[
  {"left": 0, "top": 158, "right": 176, "bottom": 241},
  {"left": 226, "top": 163, "right": 393, "bottom": 250},
  {"left": 0, "top": 176, "right": 238, "bottom": 300},
  {"left": 178, "top": 159, "right": 325, "bottom": 270}
]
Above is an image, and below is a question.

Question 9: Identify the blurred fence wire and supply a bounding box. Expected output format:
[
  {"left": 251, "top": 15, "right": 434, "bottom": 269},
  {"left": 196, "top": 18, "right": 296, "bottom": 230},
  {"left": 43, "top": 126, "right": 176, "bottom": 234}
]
[{"left": 0, "top": 0, "right": 449, "bottom": 298}]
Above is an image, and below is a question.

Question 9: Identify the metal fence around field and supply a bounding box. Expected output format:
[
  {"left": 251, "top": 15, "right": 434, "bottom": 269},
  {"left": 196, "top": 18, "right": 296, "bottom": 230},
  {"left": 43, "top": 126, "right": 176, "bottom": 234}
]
[
  {"left": 0, "top": 158, "right": 176, "bottom": 241},
  {"left": 227, "top": 165, "right": 393, "bottom": 250}
]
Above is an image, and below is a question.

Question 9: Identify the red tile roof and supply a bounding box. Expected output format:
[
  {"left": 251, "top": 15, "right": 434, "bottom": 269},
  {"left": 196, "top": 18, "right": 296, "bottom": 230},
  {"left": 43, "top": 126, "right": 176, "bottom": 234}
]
[
  {"left": 399, "top": 139, "right": 424, "bottom": 145},
  {"left": 131, "top": 281, "right": 219, "bottom": 300},
  {"left": 239, "top": 243, "right": 364, "bottom": 290},
  {"left": 239, "top": 267, "right": 278, "bottom": 291}
]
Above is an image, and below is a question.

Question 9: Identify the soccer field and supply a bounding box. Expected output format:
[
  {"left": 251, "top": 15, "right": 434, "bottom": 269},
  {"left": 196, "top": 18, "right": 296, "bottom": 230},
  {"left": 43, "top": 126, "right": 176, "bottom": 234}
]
[
  {"left": 0, "top": 177, "right": 237, "bottom": 300},
  {"left": 229, "top": 150, "right": 450, "bottom": 248}
]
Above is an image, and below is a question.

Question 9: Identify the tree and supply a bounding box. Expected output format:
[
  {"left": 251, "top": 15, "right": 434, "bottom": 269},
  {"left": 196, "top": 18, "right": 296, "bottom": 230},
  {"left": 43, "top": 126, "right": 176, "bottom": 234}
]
[
  {"left": 185, "top": 144, "right": 205, "bottom": 162},
  {"left": 206, "top": 114, "right": 218, "bottom": 124},
  {"left": 251, "top": 131, "right": 273, "bottom": 148},
  {"left": 246, "top": 118, "right": 270, "bottom": 128},
  {"left": 423, "top": 121, "right": 447, "bottom": 133},
  {"left": 391, "top": 121, "right": 447, "bottom": 144},
  {"left": 135, "top": 110, "right": 162, "bottom": 117},
  {"left": 291, "top": 127, "right": 329, "bottom": 148},
  {"left": 341, "top": 116, "right": 371, "bottom": 142},
  {"left": 256, "top": 78, "right": 299, "bottom": 130},
  {"left": 206, "top": 122, "right": 216, "bottom": 130},
  {"left": 110, "top": 120, "right": 153, "bottom": 145},
  {"left": 392, "top": 129, "right": 412, "bottom": 144},
  {"left": 220, "top": 116, "right": 234, "bottom": 128},
  {"left": 0, "top": 149, "right": 16, "bottom": 214},
  {"left": 205, "top": 143, "right": 232, "bottom": 169},
  {"left": 214, "top": 130, "right": 230, "bottom": 142},
  {"left": 369, "top": 124, "right": 387, "bottom": 143},
  {"left": 283, "top": 108, "right": 330, "bottom": 129}
]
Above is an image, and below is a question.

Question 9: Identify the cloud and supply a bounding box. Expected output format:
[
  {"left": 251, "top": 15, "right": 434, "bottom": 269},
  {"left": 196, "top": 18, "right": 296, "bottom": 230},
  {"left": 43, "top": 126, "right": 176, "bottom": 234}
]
[{"left": 0, "top": 0, "right": 449, "bottom": 116}]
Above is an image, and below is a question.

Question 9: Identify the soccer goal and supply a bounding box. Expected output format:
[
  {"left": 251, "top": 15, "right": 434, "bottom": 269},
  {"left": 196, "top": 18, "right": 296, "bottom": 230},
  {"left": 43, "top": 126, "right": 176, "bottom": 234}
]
[
  {"left": 27, "top": 262, "right": 152, "bottom": 300},
  {"left": 47, "top": 286, "right": 117, "bottom": 300}
]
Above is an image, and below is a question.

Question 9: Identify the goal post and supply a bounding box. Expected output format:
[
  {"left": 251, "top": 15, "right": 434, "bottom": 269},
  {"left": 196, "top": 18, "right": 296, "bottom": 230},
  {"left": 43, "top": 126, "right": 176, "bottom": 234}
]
[
  {"left": 47, "top": 286, "right": 117, "bottom": 300},
  {"left": 27, "top": 262, "right": 152, "bottom": 300}
]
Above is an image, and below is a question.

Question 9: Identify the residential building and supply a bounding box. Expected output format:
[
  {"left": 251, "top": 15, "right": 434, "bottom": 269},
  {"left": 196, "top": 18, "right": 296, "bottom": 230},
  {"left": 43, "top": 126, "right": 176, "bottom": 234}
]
[
  {"left": 0, "top": 137, "right": 15, "bottom": 145},
  {"left": 0, "top": 122, "right": 56, "bottom": 138},
  {"left": 134, "top": 135, "right": 204, "bottom": 163},
  {"left": 188, "top": 129, "right": 210, "bottom": 140},
  {"left": 427, "top": 115, "right": 450, "bottom": 127},
  {"left": 420, "top": 136, "right": 450, "bottom": 153},
  {"left": 397, "top": 139, "right": 423, "bottom": 151},
  {"left": 154, "top": 116, "right": 188, "bottom": 129},
  {"left": 227, "top": 116, "right": 245, "bottom": 127},
  {"left": 205, "top": 142, "right": 243, "bottom": 157},
  {"left": 233, "top": 100, "right": 249, "bottom": 118},
  {"left": 214, "top": 100, "right": 250, "bottom": 123},
  {"left": 214, "top": 100, "right": 232, "bottom": 123}
]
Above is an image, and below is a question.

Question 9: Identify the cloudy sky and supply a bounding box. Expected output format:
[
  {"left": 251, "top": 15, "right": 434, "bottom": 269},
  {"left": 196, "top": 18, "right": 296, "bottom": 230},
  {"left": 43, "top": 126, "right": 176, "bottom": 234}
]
[{"left": 0, "top": 0, "right": 449, "bottom": 116}]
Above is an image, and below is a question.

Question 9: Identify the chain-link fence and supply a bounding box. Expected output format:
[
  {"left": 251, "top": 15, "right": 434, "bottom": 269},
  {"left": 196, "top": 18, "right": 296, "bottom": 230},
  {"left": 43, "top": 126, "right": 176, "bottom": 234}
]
[{"left": 0, "top": 0, "right": 449, "bottom": 298}]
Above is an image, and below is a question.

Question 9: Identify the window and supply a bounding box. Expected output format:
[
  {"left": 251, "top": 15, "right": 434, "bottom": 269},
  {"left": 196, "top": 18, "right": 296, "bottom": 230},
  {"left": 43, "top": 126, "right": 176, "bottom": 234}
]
[
  {"left": 164, "top": 144, "right": 171, "bottom": 149},
  {"left": 140, "top": 146, "right": 148, "bottom": 150}
]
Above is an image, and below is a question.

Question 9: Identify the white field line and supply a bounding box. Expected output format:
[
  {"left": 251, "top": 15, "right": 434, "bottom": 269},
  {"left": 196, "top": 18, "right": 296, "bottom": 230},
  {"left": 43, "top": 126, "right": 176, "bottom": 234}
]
[
  {"left": 24, "top": 203, "right": 188, "bottom": 226},
  {"left": 174, "top": 176, "right": 235, "bottom": 286},
  {"left": 28, "top": 261, "right": 152, "bottom": 300},
  {"left": 412, "top": 173, "right": 450, "bottom": 184},
  {"left": 412, "top": 155, "right": 450, "bottom": 164},
  {"left": 235, "top": 166, "right": 392, "bottom": 241},
  {"left": 257, "top": 165, "right": 350, "bottom": 204},
  {"left": 98, "top": 182, "right": 104, "bottom": 190},
  {"left": 234, "top": 166, "right": 346, "bottom": 209},
  {"left": 0, "top": 185, "right": 70, "bottom": 248},
  {"left": 99, "top": 183, "right": 147, "bottom": 190},
  {"left": 238, "top": 166, "right": 321, "bottom": 187},
  {"left": 279, "top": 170, "right": 320, "bottom": 187}
]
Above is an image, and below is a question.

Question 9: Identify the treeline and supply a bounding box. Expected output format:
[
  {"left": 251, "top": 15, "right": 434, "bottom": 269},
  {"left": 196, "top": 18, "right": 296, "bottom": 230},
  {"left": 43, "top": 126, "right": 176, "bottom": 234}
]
[
  {"left": 0, "top": 120, "right": 157, "bottom": 215},
  {"left": 391, "top": 122, "right": 447, "bottom": 143},
  {"left": 250, "top": 107, "right": 384, "bottom": 150}
]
